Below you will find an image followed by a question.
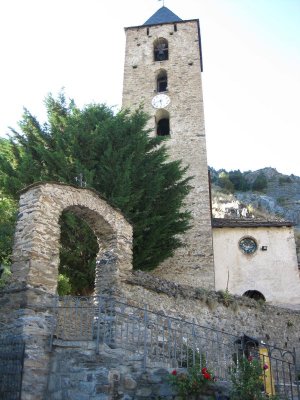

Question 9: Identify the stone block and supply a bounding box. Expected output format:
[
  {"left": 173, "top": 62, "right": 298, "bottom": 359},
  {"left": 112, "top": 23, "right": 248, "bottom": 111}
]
[
  {"left": 67, "top": 390, "right": 90, "bottom": 400},
  {"left": 120, "top": 395, "right": 133, "bottom": 400},
  {"left": 47, "top": 374, "right": 61, "bottom": 392},
  {"left": 157, "top": 382, "right": 175, "bottom": 397},
  {"left": 90, "top": 395, "right": 109, "bottom": 400},
  {"left": 49, "top": 390, "right": 63, "bottom": 400},
  {"left": 124, "top": 375, "right": 137, "bottom": 390},
  {"left": 95, "top": 384, "right": 110, "bottom": 394},
  {"left": 78, "top": 381, "right": 95, "bottom": 395},
  {"left": 135, "top": 386, "right": 152, "bottom": 397}
]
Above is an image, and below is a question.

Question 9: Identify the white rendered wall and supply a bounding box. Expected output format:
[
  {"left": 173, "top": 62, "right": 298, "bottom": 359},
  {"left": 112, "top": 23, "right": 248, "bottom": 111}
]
[{"left": 213, "top": 226, "right": 300, "bottom": 306}]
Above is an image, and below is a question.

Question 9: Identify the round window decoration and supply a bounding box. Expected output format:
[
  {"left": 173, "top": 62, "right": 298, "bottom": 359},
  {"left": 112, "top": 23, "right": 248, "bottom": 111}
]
[{"left": 239, "top": 237, "right": 257, "bottom": 254}]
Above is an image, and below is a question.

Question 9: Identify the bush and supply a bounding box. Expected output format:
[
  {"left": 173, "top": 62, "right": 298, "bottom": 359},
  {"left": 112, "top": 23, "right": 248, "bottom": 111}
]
[
  {"left": 169, "top": 365, "right": 216, "bottom": 399},
  {"left": 279, "top": 176, "right": 292, "bottom": 185},
  {"left": 57, "top": 274, "right": 72, "bottom": 295},
  {"left": 230, "top": 356, "right": 278, "bottom": 400}
]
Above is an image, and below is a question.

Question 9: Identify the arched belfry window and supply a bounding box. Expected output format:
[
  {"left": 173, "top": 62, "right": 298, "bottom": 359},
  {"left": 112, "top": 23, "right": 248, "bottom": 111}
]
[
  {"left": 156, "top": 69, "right": 168, "bottom": 92},
  {"left": 156, "top": 110, "right": 170, "bottom": 136},
  {"left": 154, "top": 38, "right": 169, "bottom": 61}
]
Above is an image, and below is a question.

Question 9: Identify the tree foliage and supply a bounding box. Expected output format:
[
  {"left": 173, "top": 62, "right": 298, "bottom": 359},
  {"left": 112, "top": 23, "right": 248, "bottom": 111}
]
[
  {"left": 0, "top": 139, "right": 18, "bottom": 266},
  {"left": 0, "top": 93, "right": 191, "bottom": 293},
  {"left": 213, "top": 169, "right": 268, "bottom": 193},
  {"left": 217, "top": 171, "right": 234, "bottom": 192},
  {"left": 228, "top": 170, "right": 250, "bottom": 191},
  {"left": 252, "top": 173, "right": 268, "bottom": 192}
]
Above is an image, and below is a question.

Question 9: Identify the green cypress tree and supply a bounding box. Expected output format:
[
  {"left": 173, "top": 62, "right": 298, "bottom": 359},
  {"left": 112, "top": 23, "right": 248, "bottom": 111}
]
[{"left": 0, "top": 93, "right": 191, "bottom": 293}]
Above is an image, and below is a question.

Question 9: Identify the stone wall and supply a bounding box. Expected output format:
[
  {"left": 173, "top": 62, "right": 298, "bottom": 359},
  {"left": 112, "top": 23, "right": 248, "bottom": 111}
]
[
  {"left": 46, "top": 341, "right": 229, "bottom": 400},
  {"left": 2, "top": 182, "right": 133, "bottom": 400},
  {"left": 122, "top": 20, "right": 214, "bottom": 289},
  {"left": 124, "top": 271, "right": 300, "bottom": 360},
  {"left": 11, "top": 182, "right": 133, "bottom": 296},
  {"left": 2, "top": 182, "right": 300, "bottom": 399}
]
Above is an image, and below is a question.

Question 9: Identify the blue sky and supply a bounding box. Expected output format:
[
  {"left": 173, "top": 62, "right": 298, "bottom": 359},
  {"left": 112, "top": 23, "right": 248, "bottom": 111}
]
[{"left": 1, "top": 0, "right": 299, "bottom": 175}]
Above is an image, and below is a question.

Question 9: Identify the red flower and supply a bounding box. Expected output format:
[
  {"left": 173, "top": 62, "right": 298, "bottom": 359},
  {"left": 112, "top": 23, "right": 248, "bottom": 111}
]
[
  {"left": 171, "top": 369, "right": 177, "bottom": 375},
  {"left": 201, "top": 367, "right": 208, "bottom": 374},
  {"left": 203, "top": 372, "right": 211, "bottom": 380},
  {"left": 263, "top": 364, "right": 269, "bottom": 370},
  {"left": 248, "top": 356, "right": 253, "bottom": 362}
]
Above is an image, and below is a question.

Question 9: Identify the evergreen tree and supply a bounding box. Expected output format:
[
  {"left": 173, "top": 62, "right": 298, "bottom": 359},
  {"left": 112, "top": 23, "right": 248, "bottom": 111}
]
[
  {"left": 252, "top": 173, "right": 268, "bottom": 192},
  {"left": 0, "top": 93, "right": 191, "bottom": 293},
  {"left": 228, "top": 170, "right": 250, "bottom": 191},
  {"left": 0, "top": 139, "right": 18, "bottom": 266},
  {"left": 217, "top": 171, "right": 234, "bottom": 192}
]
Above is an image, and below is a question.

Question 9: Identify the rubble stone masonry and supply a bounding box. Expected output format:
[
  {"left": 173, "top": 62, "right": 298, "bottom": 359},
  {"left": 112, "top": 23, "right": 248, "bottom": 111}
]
[{"left": 122, "top": 20, "right": 214, "bottom": 289}]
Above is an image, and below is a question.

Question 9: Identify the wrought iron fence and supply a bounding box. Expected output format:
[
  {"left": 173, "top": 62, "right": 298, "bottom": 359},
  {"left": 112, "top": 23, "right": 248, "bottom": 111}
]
[
  {"left": 0, "top": 335, "right": 25, "bottom": 400},
  {"left": 50, "top": 296, "right": 300, "bottom": 399}
]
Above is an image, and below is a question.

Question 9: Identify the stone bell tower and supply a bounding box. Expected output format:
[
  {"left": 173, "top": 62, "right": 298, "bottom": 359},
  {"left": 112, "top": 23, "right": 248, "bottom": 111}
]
[{"left": 122, "top": 6, "right": 214, "bottom": 289}]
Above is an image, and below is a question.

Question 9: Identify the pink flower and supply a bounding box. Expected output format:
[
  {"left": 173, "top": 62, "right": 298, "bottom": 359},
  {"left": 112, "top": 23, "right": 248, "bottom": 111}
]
[
  {"left": 248, "top": 356, "right": 253, "bottom": 362},
  {"left": 263, "top": 364, "right": 269, "bottom": 370},
  {"left": 171, "top": 369, "right": 177, "bottom": 376}
]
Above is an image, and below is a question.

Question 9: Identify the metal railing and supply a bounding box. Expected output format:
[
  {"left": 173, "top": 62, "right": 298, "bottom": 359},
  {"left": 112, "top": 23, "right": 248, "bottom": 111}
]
[
  {"left": 0, "top": 335, "right": 25, "bottom": 400},
  {"left": 49, "top": 295, "right": 300, "bottom": 399}
]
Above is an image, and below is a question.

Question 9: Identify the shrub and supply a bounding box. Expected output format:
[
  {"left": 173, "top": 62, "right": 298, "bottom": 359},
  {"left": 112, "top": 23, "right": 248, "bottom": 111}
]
[
  {"left": 279, "top": 176, "right": 292, "bottom": 185},
  {"left": 230, "top": 356, "right": 278, "bottom": 400},
  {"left": 169, "top": 365, "right": 216, "bottom": 399},
  {"left": 57, "top": 274, "right": 72, "bottom": 295}
]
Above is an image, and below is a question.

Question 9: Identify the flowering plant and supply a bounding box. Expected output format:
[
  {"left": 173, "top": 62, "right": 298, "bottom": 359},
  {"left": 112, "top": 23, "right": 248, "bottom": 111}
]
[
  {"left": 169, "top": 365, "right": 216, "bottom": 399},
  {"left": 230, "top": 356, "right": 279, "bottom": 400}
]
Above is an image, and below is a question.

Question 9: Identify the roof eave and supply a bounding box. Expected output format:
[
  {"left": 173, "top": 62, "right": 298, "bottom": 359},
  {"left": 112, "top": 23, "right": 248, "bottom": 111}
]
[{"left": 124, "top": 18, "right": 199, "bottom": 30}]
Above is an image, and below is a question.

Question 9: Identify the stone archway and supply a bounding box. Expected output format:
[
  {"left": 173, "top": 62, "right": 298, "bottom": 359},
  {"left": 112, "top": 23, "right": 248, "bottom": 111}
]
[
  {"left": 8, "top": 182, "right": 133, "bottom": 399},
  {"left": 11, "top": 182, "right": 133, "bottom": 295}
]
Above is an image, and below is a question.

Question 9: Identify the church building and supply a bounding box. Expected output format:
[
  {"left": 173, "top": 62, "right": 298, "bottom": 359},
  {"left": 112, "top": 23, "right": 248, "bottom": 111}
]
[{"left": 122, "top": 6, "right": 300, "bottom": 307}]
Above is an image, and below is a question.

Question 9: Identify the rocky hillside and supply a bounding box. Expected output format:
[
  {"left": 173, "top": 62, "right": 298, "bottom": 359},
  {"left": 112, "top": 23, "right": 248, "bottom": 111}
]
[{"left": 210, "top": 167, "right": 300, "bottom": 264}]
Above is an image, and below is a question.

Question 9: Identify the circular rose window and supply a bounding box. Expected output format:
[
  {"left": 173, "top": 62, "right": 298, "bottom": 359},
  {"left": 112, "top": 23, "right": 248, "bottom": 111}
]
[{"left": 239, "top": 237, "right": 257, "bottom": 254}]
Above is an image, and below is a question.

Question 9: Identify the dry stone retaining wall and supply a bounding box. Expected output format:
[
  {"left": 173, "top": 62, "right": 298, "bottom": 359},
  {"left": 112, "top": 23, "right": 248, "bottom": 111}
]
[
  {"left": 46, "top": 341, "right": 229, "bottom": 400},
  {"left": 125, "top": 271, "right": 300, "bottom": 362}
]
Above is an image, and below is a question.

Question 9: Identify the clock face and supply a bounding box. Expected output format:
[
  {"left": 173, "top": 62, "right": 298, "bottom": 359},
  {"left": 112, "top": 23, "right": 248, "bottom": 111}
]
[{"left": 152, "top": 94, "right": 170, "bottom": 109}]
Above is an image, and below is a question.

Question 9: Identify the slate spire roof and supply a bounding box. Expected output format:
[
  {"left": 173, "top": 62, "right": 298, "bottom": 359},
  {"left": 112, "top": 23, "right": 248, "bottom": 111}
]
[{"left": 143, "top": 6, "right": 182, "bottom": 26}]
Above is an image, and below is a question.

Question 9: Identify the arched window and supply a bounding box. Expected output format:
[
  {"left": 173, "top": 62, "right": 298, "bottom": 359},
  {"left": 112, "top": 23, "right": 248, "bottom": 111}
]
[
  {"left": 156, "top": 69, "right": 168, "bottom": 92},
  {"left": 154, "top": 38, "right": 169, "bottom": 61},
  {"left": 243, "top": 290, "right": 266, "bottom": 302},
  {"left": 156, "top": 110, "right": 170, "bottom": 136}
]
